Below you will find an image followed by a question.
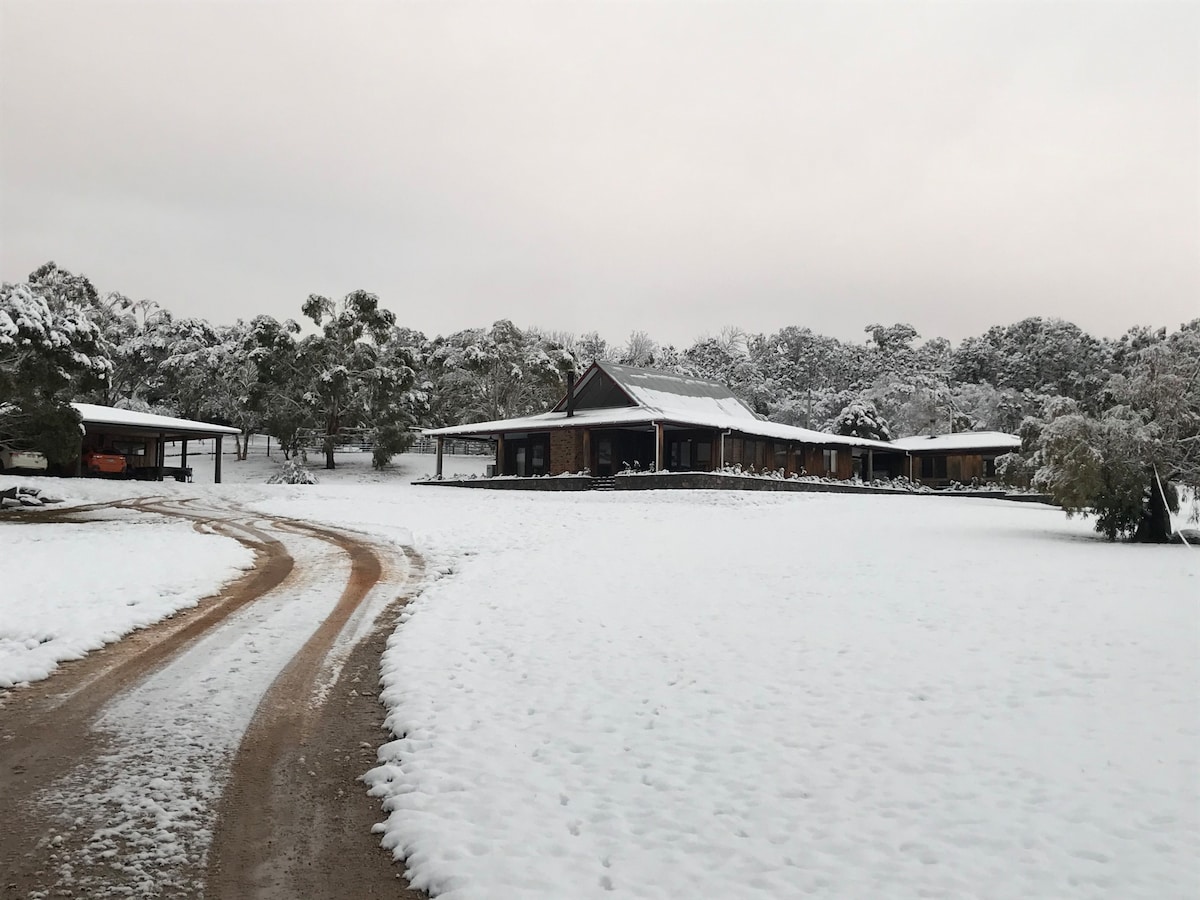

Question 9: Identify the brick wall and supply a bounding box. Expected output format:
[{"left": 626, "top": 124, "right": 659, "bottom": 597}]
[{"left": 549, "top": 428, "right": 585, "bottom": 475}]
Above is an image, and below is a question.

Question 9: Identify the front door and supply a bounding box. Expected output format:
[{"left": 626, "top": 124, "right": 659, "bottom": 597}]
[{"left": 597, "top": 437, "right": 613, "bottom": 476}]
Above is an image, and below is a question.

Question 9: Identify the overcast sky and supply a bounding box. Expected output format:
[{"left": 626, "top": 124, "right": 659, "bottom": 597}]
[{"left": 1, "top": 1, "right": 1196, "bottom": 347}]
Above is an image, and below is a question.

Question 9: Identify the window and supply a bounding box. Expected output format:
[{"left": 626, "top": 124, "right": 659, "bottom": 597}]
[
  {"left": 774, "top": 445, "right": 787, "bottom": 471},
  {"left": 983, "top": 455, "right": 998, "bottom": 478},
  {"left": 744, "top": 439, "right": 766, "bottom": 470},
  {"left": 696, "top": 441, "right": 711, "bottom": 466},
  {"left": 823, "top": 448, "right": 838, "bottom": 475},
  {"left": 112, "top": 440, "right": 146, "bottom": 457},
  {"left": 920, "top": 455, "right": 948, "bottom": 479},
  {"left": 669, "top": 438, "right": 692, "bottom": 469}
]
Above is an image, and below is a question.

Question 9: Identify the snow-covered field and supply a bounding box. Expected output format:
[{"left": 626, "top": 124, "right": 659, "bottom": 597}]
[
  {"left": 0, "top": 507, "right": 254, "bottom": 688},
  {"left": 248, "top": 460, "right": 1198, "bottom": 900},
  {"left": 2, "top": 449, "right": 1197, "bottom": 898}
]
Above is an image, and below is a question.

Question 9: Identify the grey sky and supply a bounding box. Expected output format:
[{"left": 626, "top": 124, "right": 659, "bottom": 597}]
[{"left": 2, "top": 1, "right": 1196, "bottom": 348}]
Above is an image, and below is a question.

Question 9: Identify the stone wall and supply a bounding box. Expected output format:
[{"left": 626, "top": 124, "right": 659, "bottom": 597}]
[
  {"left": 418, "top": 476, "right": 592, "bottom": 491},
  {"left": 614, "top": 472, "right": 1009, "bottom": 497}
]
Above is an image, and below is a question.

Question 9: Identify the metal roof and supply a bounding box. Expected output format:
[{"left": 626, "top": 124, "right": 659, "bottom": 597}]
[
  {"left": 890, "top": 431, "right": 1021, "bottom": 452},
  {"left": 72, "top": 403, "right": 241, "bottom": 438},
  {"left": 593, "top": 361, "right": 759, "bottom": 419},
  {"left": 424, "top": 405, "right": 896, "bottom": 450}
]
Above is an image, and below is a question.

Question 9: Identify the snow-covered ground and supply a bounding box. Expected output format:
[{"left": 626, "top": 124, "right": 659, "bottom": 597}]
[
  {"left": 3, "top": 448, "right": 1197, "bottom": 898},
  {"left": 247, "top": 462, "right": 1198, "bottom": 900},
  {"left": 0, "top": 507, "right": 254, "bottom": 688}
]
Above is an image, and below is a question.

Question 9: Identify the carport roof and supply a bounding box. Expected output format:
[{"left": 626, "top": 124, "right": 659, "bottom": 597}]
[{"left": 72, "top": 403, "right": 241, "bottom": 439}]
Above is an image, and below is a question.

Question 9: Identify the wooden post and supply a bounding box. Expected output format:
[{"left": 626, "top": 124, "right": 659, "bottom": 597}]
[
  {"left": 435, "top": 435, "right": 445, "bottom": 478},
  {"left": 181, "top": 438, "right": 189, "bottom": 470},
  {"left": 867, "top": 449, "right": 874, "bottom": 481},
  {"left": 654, "top": 423, "right": 664, "bottom": 472},
  {"left": 214, "top": 436, "right": 223, "bottom": 484},
  {"left": 582, "top": 429, "right": 591, "bottom": 475},
  {"left": 266, "top": 435, "right": 270, "bottom": 457},
  {"left": 157, "top": 432, "right": 165, "bottom": 480},
  {"left": 496, "top": 434, "right": 505, "bottom": 475}
]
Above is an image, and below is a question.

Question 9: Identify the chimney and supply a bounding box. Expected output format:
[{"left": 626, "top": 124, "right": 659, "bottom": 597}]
[{"left": 566, "top": 369, "right": 577, "bottom": 417}]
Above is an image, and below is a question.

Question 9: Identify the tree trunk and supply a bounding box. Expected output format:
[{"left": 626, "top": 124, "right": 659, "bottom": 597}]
[
  {"left": 1135, "top": 471, "right": 1172, "bottom": 543},
  {"left": 324, "top": 409, "right": 338, "bottom": 469}
]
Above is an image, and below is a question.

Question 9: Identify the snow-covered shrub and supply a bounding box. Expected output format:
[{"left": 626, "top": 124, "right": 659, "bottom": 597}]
[{"left": 267, "top": 459, "right": 319, "bottom": 485}]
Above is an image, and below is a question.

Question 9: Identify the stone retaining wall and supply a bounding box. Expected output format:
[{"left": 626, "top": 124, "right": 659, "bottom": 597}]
[{"left": 417, "top": 476, "right": 592, "bottom": 491}]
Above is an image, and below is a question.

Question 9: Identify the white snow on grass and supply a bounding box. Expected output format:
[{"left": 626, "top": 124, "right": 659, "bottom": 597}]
[
  {"left": 5, "top": 449, "right": 1197, "bottom": 898},
  {"left": 0, "top": 514, "right": 254, "bottom": 689},
  {"left": 279, "top": 489, "right": 1194, "bottom": 900}
]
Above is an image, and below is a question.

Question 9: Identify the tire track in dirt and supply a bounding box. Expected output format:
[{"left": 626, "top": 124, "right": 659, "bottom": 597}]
[
  {"left": 204, "top": 526, "right": 428, "bottom": 900},
  {"left": 1, "top": 497, "right": 430, "bottom": 898},
  {"left": 0, "top": 502, "right": 294, "bottom": 894}
]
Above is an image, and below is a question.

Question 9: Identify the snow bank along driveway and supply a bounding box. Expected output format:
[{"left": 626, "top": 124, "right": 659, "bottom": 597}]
[
  {"left": 255, "top": 486, "right": 1199, "bottom": 900},
  {"left": 0, "top": 509, "right": 254, "bottom": 688}
]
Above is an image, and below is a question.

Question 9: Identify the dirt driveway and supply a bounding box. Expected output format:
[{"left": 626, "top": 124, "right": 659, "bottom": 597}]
[{"left": 0, "top": 497, "right": 428, "bottom": 899}]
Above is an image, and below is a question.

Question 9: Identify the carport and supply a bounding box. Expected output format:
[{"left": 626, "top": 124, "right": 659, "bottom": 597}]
[{"left": 72, "top": 403, "right": 240, "bottom": 483}]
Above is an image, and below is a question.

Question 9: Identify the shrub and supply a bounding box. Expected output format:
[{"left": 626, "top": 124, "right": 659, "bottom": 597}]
[{"left": 267, "top": 459, "right": 319, "bottom": 485}]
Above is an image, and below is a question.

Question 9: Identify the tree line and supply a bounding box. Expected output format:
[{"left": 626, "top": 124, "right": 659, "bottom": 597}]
[{"left": 2, "top": 261, "right": 1196, "bottom": 541}]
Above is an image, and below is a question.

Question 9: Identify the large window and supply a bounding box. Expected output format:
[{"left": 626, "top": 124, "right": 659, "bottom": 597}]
[
  {"left": 920, "top": 455, "right": 948, "bottom": 479},
  {"left": 667, "top": 434, "right": 714, "bottom": 471},
  {"left": 742, "top": 438, "right": 767, "bottom": 470},
  {"left": 504, "top": 434, "right": 550, "bottom": 476},
  {"left": 822, "top": 448, "right": 838, "bottom": 475}
]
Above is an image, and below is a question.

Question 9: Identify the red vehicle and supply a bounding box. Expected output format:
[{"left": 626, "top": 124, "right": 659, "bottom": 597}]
[{"left": 82, "top": 450, "right": 128, "bottom": 477}]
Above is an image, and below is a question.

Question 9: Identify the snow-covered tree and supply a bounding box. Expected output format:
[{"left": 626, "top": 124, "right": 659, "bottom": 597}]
[
  {"left": 293, "top": 291, "right": 418, "bottom": 470},
  {"left": 0, "top": 276, "right": 111, "bottom": 463},
  {"left": 618, "top": 330, "right": 659, "bottom": 368},
  {"left": 831, "top": 399, "right": 893, "bottom": 442},
  {"left": 84, "top": 292, "right": 170, "bottom": 407},
  {"left": 426, "top": 320, "right": 574, "bottom": 426},
  {"left": 951, "top": 317, "right": 1111, "bottom": 406},
  {"left": 1025, "top": 322, "right": 1199, "bottom": 542}
]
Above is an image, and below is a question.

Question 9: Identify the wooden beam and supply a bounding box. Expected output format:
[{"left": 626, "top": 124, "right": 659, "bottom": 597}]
[
  {"left": 496, "top": 434, "right": 505, "bottom": 475},
  {"left": 214, "top": 436, "right": 223, "bottom": 484},
  {"left": 435, "top": 435, "right": 445, "bottom": 478},
  {"left": 654, "top": 423, "right": 664, "bottom": 471}
]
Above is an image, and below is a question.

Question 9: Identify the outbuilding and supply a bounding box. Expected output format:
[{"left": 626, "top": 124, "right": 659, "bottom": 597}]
[
  {"left": 72, "top": 403, "right": 240, "bottom": 483},
  {"left": 890, "top": 431, "right": 1022, "bottom": 488}
]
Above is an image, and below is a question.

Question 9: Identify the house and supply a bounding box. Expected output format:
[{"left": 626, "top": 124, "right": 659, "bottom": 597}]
[
  {"left": 423, "top": 361, "right": 894, "bottom": 481},
  {"left": 890, "top": 431, "right": 1022, "bottom": 488},
  {"left": 72, "top": 403, "right": 241, "bottom": 483}
]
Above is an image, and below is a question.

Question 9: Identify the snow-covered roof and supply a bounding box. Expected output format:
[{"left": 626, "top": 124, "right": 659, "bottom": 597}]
[
  {"left": 573, "top": 361, "right": 760, "bottom": 421},
  {"left": 890, "top": 431, "right": 1021, "bottom": 453},
  {"left": 72, "top": 403, "right": 241, "bottom": 437},
  {"left": 426, "top": 405, "right": 894, "bottom": 450}
]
